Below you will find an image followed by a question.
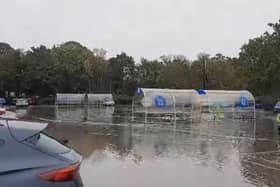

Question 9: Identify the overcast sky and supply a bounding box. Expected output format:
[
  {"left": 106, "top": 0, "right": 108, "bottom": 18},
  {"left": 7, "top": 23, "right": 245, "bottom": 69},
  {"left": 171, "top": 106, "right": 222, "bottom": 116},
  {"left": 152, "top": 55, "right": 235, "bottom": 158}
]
[{"left": 0, "top": 0, "right": 280, "bottom": 61}]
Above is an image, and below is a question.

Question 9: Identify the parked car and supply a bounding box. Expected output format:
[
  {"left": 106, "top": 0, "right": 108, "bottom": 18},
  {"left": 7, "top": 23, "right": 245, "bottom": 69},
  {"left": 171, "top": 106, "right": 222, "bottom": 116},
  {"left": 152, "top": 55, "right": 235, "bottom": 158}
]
[
  {"left": 255, "top": 103, "right": 264, "bottom": 109},
  {"left": 274, "top": 101, "right": 280, "bottom": 113},
  {"left": 27, "top": 96, "right": 40, "bottom": 105},
  {"left": 15, "top": 98, "right": 29, "bottom": 107},
  {"left": 0, "top": 111, "right": 83, "bottom": 187},
  {"left": 103, "top": 100, "right": 115, "bottom": 106},
  {"left": 0, "top": 98, "right": 7, "bottom": 107}
]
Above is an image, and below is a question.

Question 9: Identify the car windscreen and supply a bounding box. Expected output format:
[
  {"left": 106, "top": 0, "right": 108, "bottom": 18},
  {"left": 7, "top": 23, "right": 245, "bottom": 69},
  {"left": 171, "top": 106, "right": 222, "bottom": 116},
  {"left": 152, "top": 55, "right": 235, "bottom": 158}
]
[{"left": 25, "top": 133, "right": 70, "bottom": 154}]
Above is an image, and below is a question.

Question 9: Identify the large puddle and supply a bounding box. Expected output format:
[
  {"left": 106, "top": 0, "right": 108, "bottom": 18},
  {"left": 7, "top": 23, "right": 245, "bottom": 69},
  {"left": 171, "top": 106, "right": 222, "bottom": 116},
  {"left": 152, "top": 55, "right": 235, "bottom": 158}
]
[{"left": 20, "top": 105, "right": 280, "bottom": 187}]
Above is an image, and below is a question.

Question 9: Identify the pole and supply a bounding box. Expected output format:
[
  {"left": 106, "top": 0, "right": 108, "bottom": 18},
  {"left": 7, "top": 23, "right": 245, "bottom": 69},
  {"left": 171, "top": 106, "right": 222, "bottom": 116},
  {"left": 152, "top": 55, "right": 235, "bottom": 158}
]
[
  {"left": 203, "top": 59, "right": 207, "bottom": 90},
  {"left": 83, "top": 93, "right": 88, "bottom": 121}
]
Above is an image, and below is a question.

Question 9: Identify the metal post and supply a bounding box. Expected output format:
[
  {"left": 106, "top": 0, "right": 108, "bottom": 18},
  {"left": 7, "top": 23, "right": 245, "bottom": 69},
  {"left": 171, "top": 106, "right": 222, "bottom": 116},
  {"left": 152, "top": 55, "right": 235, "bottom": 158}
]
[
  {"left": 144, "top": 96, "right": 148, "bottom": 124},
  {"left": 183, "top": 104, "right": 186, "bottom": 120},
  {"left": 173, "top": 95, "right": 176, "bottom": 126},
  {"left": 253, "top": 99, "right": 256, "bottom": 140},
  {"left": 232, "top": 104, "right": 234, "bottom": 120},
  {"left": 144, "top": 107, "right": 147, "bottom": 124},
  {"left": 203, "top": 58, "right": 207, "bottom": 90},
  {"left": 83, "top": 93, "right": 88, "bottom": 121},
  {"left": 190, "top": 102, "right": 193, "bottom": 124},
  {"left": 131, "top": 99, "right": 134, "bottom": 122}
]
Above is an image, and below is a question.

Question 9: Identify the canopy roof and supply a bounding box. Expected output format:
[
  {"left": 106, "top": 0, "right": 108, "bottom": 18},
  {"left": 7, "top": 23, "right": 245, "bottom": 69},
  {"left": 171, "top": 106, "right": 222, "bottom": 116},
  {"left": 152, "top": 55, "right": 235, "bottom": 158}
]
[
  {"left": 199, "top": 90, "right": 255, "bottom": 107},
  {"left": 56, "top": 93, "right": 114, "bottom": 105},
  {"left": 135, "top": 88, "right": 200, "bottom": 107},
  {"left": 88, "top": 94, "right": 113, "bottom": 100},
  {"left": 56, "top": 93, "right": 84, "bottom": 105}
]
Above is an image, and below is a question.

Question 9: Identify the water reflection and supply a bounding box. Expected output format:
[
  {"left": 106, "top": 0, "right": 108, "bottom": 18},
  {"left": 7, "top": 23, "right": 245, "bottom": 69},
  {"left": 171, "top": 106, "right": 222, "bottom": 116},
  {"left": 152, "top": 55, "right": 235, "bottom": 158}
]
[
  {"left": 23, "top": 106, "right": 280, "bottom": 187},
  {"left": 240, "top": 140, "right": 280, "bottom": 187},
  {"left": 55, "top": 105, "right": 114, "bottom": 124},
  {"left": 22, "top": 105, "right": 115, "bottom": 124},
  {"left": 239, "top": 119, "right": 280, "bottom": 187},
  {"left": 45, "top": 123, "right": 253, "bottom": 186}
]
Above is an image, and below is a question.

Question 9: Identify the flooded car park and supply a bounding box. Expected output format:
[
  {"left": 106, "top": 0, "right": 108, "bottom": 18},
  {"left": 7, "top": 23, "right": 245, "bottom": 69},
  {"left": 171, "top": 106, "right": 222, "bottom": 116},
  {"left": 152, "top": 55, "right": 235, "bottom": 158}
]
[{"left": 18, "top": 105, "right": 280, "bottom": 187}]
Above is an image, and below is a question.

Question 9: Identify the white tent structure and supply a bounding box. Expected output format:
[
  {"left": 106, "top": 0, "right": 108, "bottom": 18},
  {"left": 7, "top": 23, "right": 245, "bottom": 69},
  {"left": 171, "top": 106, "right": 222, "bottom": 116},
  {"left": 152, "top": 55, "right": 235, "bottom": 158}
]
[
  {"left": 198, "top": 90, "right": 256, "bottom": 139},
  {"left": 56, "top": 93, "right": 114, "bottom": 106},
  {"left": 132, "top": 88, "right": 201, "bottom": 124},
  {"left": 56, "top": 94, "right": 84, "bottom": 105},
  {"left": 198, "top": 90, "right": 256, "bottom": 119},
  {"left": 87, "top": 94, "right": 114, "bottom": 106}
]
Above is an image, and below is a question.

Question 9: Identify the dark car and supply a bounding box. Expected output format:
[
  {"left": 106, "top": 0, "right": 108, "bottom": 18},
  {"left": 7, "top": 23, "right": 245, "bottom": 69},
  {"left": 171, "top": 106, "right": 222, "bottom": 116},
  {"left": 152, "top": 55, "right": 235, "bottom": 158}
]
[
  {"left": 0, "top": 110, "right": 83, "bottom": 187},
  {"left": 255, "top": 103, "right": 264, "bottom": 109},
  {"left": 0, "top": 98, "right": 7, "bottom": 107},
  {"left": 274, "top": 101, "right": 280, "bottom": 113}
]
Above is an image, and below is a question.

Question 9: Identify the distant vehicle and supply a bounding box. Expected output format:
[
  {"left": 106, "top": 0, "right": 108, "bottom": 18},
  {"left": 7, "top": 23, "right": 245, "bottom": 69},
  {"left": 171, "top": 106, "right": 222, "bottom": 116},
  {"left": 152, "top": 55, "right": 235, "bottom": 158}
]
[
  {"left": 255, "top": 103, "right": 264, "bottom": 109},
  {"left": 0, "top": 98, "right": 7, "bottom": 106},
  {"left": 27, "top": 96, "right": 39, "bottom": 105},
  {"left": 15, "top": 98, "right": 29, "bottom": 107},
  {"left": 0, "top": 111, "right": 83, "bottom": 187},
  {"left": 103, "top": 100, "right": 115, "bottom": 106},
  {"left": 274, "top": 101, "right": 280, "bottom": 113}
]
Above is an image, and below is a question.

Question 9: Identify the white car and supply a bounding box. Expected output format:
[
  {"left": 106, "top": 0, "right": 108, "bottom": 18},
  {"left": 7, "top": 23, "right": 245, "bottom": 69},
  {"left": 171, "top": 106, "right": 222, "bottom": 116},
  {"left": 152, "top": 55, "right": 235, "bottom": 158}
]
[
  {"left": 274, "top": 101, "right": 280, "bottom": 113},
  {"left": 16, "top": 98, "right": 29, "bottom": 107},
  {"left": 103, "top": 100, "right": 115, "bottom": 106}
]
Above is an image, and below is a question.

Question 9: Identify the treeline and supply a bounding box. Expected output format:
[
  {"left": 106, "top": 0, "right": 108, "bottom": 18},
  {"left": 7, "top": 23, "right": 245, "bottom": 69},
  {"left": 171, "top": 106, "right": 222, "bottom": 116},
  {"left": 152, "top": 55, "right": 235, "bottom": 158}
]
[{"left": 0, "top": 20, "right": 280, "bottom": 102}]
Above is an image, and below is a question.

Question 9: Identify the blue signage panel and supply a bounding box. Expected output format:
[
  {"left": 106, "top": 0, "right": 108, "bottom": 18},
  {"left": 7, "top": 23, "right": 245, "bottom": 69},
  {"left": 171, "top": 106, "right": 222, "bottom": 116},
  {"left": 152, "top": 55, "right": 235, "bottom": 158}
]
[
  {"left": 240, "top": 96, "right": 249, "bottom": 107},
  {"left": 154, "top": 95, "right": 167, "bottom": 108},
  {"left": 197, "top": 89, "right": 207, "bottom": 95}
]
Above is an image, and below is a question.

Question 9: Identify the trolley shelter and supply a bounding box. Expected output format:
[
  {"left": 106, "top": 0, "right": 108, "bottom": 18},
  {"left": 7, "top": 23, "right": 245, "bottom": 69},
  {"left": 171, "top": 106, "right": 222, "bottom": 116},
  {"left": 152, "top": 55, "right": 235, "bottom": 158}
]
[
  {"left": 55, "top": 93, "right": 114, "bottom": 123},
  {"left": 87, "top": 94, "right": 114, "bottom": 105},
  {"left": 56, "top": 94, "right": 84, "bottom": 105},
  {"left": 132, "top": 88, "right": 201, "bottom": 124},
  {"left": 198, "top": 90, "right": 256, "bottom": 119},
  {"left": 56, "top": 93, "right": 114, "bottom": 106}
]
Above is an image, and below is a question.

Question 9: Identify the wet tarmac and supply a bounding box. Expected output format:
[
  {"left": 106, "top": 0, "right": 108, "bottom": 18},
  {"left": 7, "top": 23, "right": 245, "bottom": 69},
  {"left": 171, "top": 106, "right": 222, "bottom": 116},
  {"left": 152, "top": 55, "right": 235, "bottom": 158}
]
[{"left": 21, "top": 105, "right": 280, "bottom": 187}]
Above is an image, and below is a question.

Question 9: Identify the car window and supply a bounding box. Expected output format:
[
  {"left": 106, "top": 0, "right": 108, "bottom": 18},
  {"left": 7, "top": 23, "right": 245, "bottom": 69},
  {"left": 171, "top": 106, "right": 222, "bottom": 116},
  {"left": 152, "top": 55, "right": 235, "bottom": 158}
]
[{"left": 25, "top": 133, "right": 70, "bottom": 154}]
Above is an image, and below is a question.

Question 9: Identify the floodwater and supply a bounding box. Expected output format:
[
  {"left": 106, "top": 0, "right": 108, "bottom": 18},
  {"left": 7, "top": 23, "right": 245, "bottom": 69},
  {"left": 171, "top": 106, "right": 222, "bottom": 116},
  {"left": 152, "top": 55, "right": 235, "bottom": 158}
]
[{"left": 19, "top": 105, "right": 280, "bottom": 187}]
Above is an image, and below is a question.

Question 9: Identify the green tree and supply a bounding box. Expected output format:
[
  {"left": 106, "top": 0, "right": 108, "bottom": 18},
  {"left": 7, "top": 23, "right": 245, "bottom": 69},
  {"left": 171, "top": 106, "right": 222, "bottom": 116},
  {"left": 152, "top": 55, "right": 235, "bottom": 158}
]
[
  {"left": 239, "top": 19, "right": 280, "bottom": 96},
  {"left": 190, "top": 53, "right": 210, "bottom": 89},
  {"left": 137, "top": 58, "right": 163, "bottom": 88},
  {"left": 109, "top": 52, "right": 136, "bottom": 95},
  {"left": 207, "top": 55, "right": 236, "bottom": 90},
  {"left": 0, "top": 43, "right": 20, "bottom": 95},
  {"left": 84, "top": 48, "right": 109, "bottom": 93},
  {"left": 159, "top": 55, "right": 191, "bottom": 89},
  {"left": 51, "top": 41, "right": 92, "bottom": 93},
  {"left": 20, "top": 45, "right": 56, "bottom": 96}
]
